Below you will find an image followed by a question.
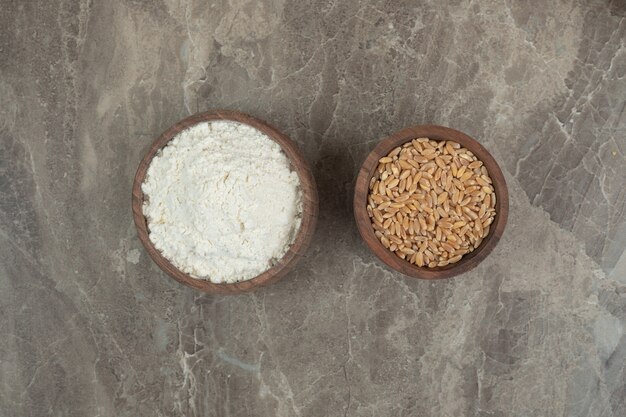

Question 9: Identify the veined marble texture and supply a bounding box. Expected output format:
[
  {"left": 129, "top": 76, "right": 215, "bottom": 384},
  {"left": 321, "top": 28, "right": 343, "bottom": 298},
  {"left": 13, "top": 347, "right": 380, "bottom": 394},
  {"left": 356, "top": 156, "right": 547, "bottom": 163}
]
[{"left": 1, "top": 0, "right": 625, "bottom": 416}]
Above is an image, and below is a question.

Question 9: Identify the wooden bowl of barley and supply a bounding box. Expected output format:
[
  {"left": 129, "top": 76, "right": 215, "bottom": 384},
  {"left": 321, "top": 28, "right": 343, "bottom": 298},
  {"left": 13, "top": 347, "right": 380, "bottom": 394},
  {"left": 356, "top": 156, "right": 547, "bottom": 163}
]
[{"left": 353, "top": 125, "right": 508, "bottom": 280}]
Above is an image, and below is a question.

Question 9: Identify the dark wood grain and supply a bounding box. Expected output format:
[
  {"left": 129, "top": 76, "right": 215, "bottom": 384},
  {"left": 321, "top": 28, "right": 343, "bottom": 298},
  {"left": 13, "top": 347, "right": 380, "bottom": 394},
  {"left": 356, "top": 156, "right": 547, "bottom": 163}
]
[
  {"left": 353, "top": 125, "right": 509, "bottom": 280},
  {"left": 132, "top": 110, "right": 318, "bottom": 294}
]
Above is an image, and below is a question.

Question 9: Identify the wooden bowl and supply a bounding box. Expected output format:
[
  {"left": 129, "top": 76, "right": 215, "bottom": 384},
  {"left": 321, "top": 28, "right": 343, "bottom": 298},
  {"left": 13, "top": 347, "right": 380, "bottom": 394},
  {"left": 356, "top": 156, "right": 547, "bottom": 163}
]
[
  {"left": 353, "top": 125, "right": 508, "bottom": 280},
  {"left": 132, "top": 110, "right": 318, "bottom": 294}
]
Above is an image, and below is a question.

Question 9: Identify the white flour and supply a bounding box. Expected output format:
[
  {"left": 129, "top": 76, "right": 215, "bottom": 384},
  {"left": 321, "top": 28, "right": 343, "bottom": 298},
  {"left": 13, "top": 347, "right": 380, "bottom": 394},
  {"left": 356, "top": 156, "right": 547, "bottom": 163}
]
[{"left": 142, "top": 120, "right": 302, "bottom": 283}]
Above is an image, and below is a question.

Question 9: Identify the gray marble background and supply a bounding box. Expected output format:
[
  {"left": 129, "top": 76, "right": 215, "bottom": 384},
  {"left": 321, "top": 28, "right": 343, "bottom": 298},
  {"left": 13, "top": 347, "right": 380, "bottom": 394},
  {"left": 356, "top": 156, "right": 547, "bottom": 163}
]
[{"left": 1, "top": 0, "right": 625, "bottom": 416}]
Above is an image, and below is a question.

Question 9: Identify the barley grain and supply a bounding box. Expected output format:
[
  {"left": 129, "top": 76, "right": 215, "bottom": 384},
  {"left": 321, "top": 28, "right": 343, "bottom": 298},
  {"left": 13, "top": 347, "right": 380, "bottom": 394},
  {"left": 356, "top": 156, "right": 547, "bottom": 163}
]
[{"left": 367, "top": 137, "right": 497, "bottom": 268}]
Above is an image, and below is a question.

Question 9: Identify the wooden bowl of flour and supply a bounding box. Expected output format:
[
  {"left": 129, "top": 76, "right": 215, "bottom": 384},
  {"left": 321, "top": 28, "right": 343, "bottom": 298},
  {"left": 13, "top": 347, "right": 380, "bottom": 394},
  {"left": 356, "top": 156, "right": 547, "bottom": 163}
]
[{"left": 132, "top": 110, "right": 318, "bottom": 294}]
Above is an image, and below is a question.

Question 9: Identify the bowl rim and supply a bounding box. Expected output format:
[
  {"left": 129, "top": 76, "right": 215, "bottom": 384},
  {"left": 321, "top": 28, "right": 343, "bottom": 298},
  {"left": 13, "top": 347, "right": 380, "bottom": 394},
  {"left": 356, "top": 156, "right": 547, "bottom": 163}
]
[
  {"left": 132, "top": 110, "right": 318, "bottom": 294},
  {"left": 353, "top": 124, "right": 508, "bottom": 280}
]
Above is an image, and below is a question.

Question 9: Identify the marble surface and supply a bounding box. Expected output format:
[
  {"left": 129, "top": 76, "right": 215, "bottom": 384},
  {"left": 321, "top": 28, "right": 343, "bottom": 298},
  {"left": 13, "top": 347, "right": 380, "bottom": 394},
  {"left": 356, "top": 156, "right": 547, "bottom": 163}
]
[{"left": 1, "top": 0, "right": 625, "bottom": 415}]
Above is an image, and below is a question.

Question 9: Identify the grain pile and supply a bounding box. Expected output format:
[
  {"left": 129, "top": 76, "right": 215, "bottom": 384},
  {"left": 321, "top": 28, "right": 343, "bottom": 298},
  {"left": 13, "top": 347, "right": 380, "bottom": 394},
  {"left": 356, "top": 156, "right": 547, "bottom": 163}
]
[{"left": 367, "top": 138, "right": 496, "bottom": 267}]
